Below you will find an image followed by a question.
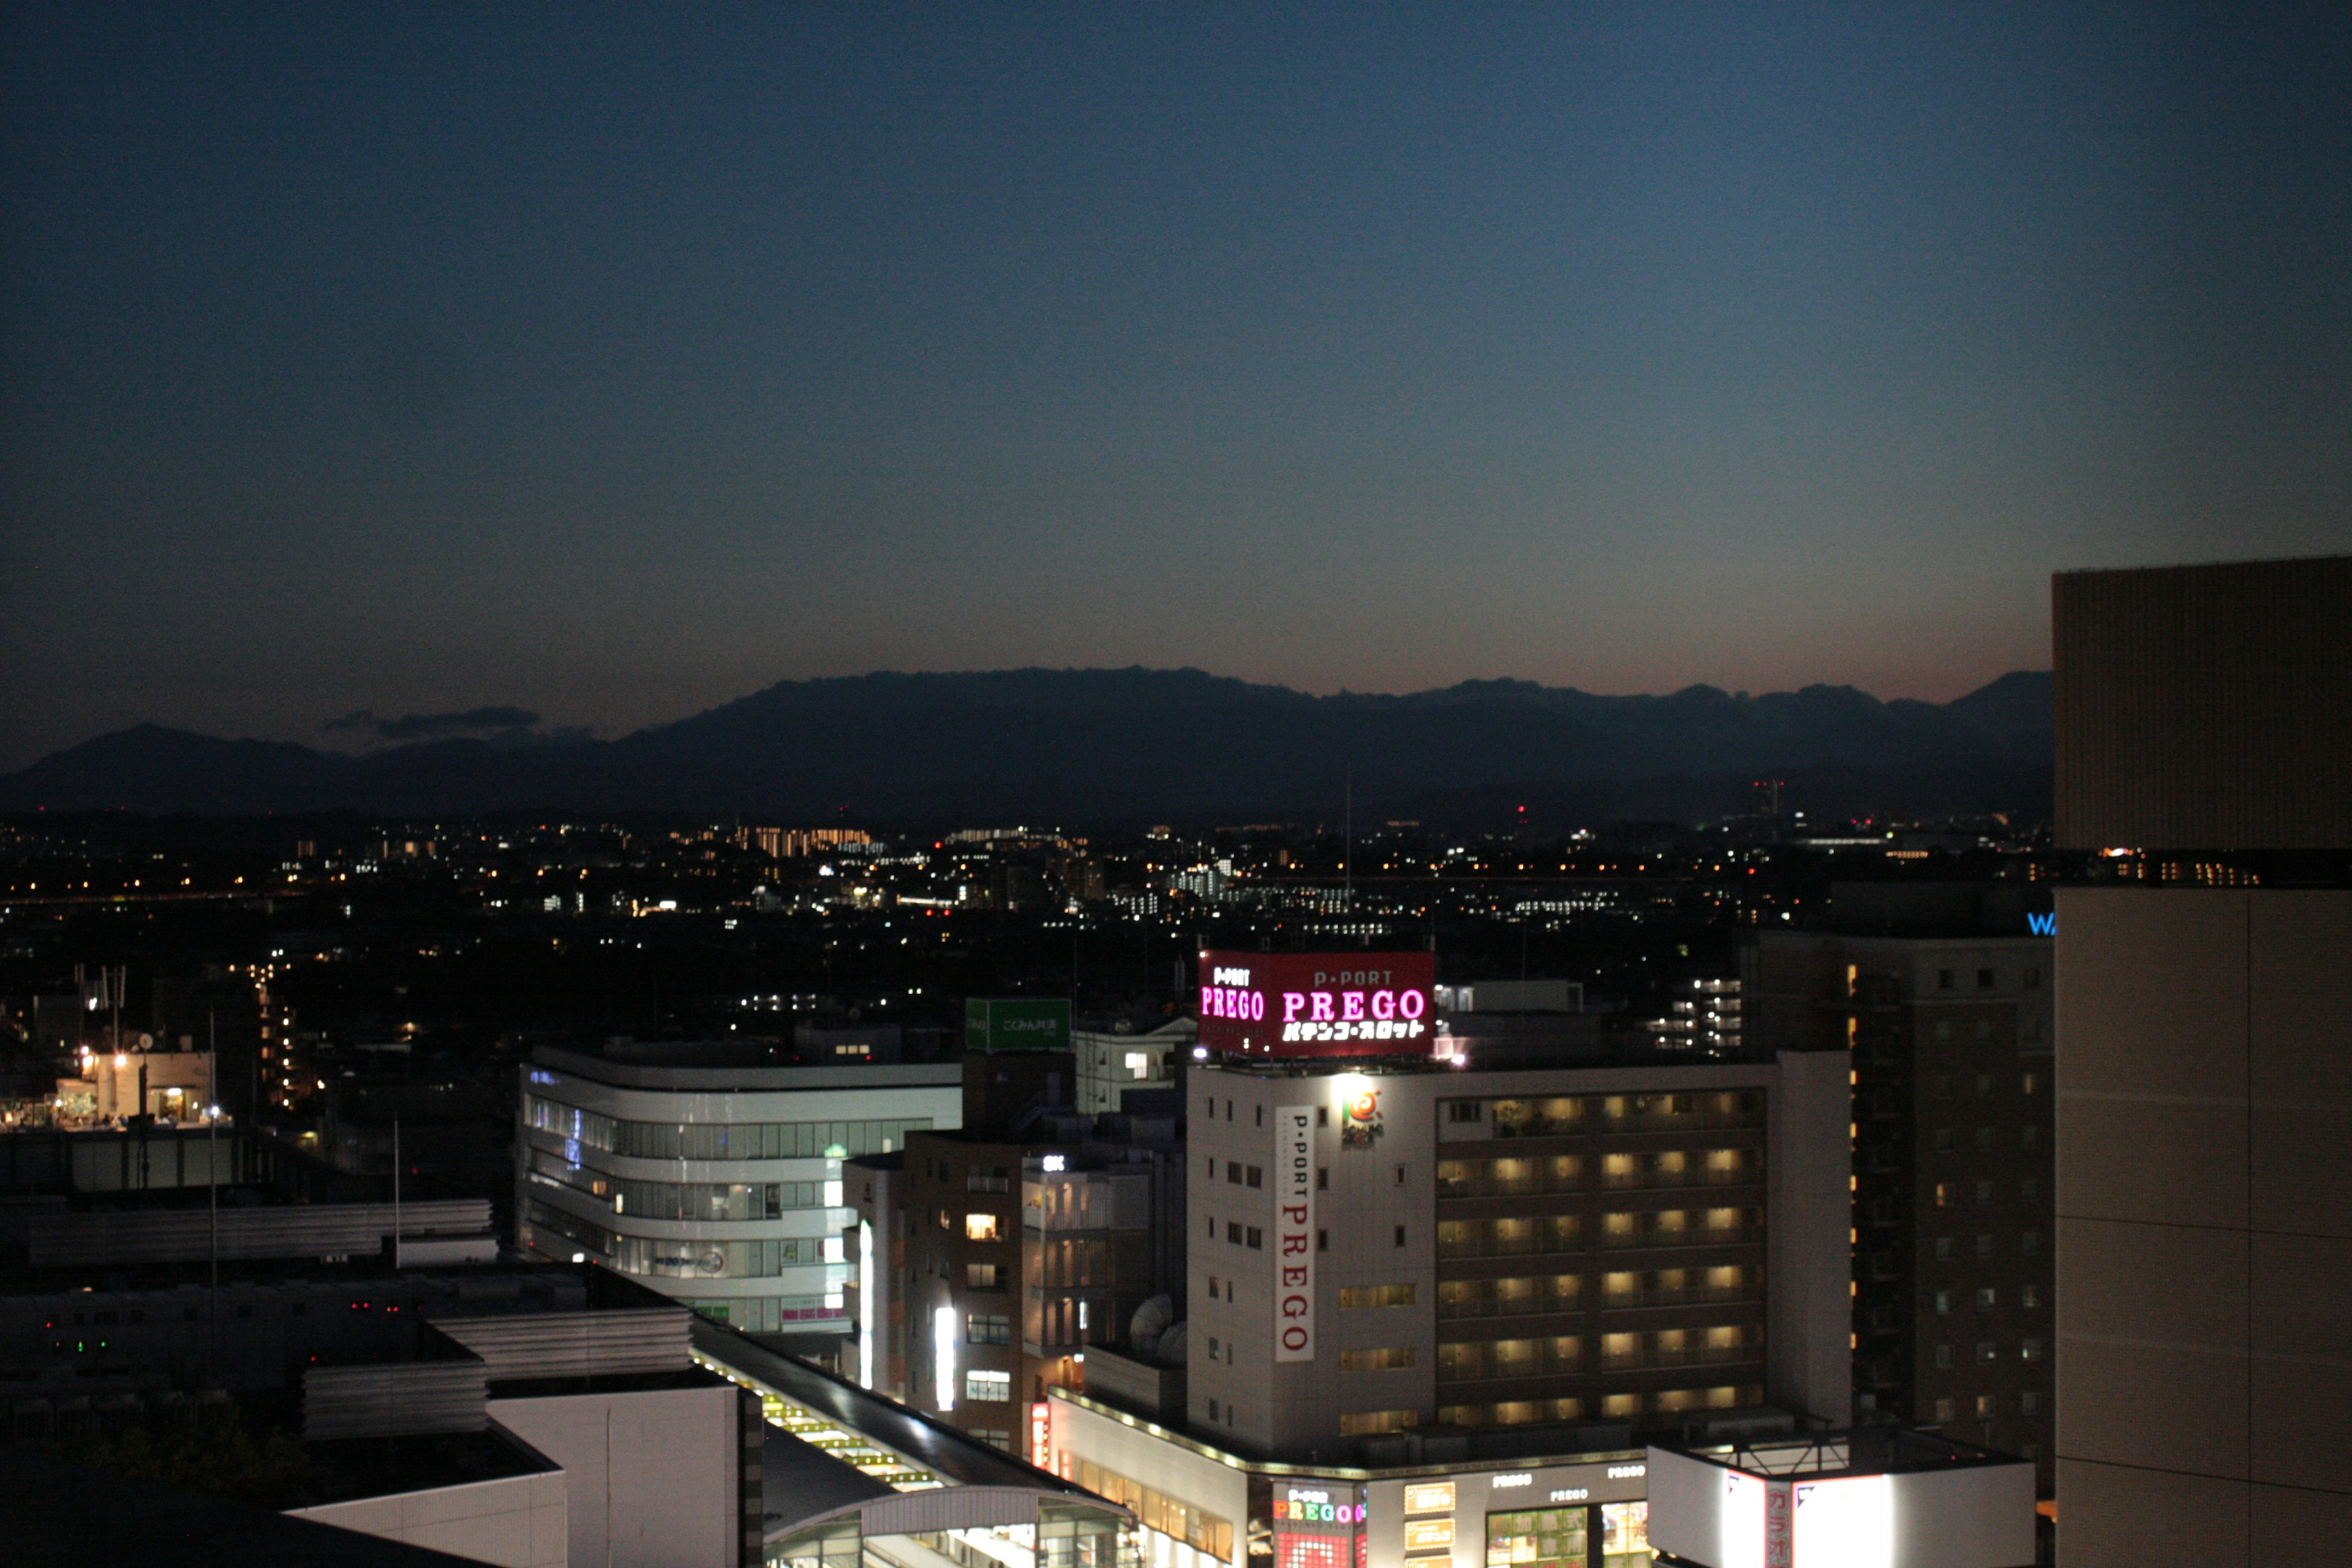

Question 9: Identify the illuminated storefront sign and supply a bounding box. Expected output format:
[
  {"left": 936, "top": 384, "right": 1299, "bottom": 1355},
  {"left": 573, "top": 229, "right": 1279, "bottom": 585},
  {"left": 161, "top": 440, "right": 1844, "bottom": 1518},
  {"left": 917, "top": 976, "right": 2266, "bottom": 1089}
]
[
  {"left": 1031, "top": 1400, "right": 1052, "bottom": 1469},
  {"left": 933, "top": 1305, "right": 957, "bottom": 1412},
  {"left": 1197, "top": 951, "right": 1437, "bottom": 1058},
  {"left": 1276, "top": 1488, "right": 1362, "bottom": 1525},
  {"left": 1791, "top": 1477, "right": 1888, "bottom": 1568},
  {"left": 1275, "top": 1104, "right": 1316, "bottom": 1362},
  {"left": 858, "top": 1219, "right": 876, "bottom": 1389},
  {"left": 1402, "top": 1482, "right": 1457, "bottom": 1515},
  {"left": 1402, "top": 1519, "right": 1457, "bottom": 1551}
]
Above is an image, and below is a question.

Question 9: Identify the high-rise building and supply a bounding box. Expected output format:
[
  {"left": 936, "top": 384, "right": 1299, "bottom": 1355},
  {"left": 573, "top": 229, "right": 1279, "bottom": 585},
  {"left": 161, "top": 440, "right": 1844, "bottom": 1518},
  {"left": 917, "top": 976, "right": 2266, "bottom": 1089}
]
[
  {"left": 514, "top": 1044, "right": 960, "bottom": 1336},
  {"left": 1180, "top": 1052, "right": 1850, "bottom": 1458},
  {"left": 2049, "top": 556, "right": 2352, "bottom": 1561},
  {"left": 1744, "top": 912, "right": 2054, "bottom": 1488},
  {"left": 1029, "top": 950, "right": 1881, "bottom": 1568}
]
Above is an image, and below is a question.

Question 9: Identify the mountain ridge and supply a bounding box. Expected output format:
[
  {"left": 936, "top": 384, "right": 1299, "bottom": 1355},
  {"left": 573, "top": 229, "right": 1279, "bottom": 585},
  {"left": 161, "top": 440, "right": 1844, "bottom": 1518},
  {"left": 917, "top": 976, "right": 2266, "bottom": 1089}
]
[{"left": 0, "top": 667, "right": 2052, "bottom": 823}]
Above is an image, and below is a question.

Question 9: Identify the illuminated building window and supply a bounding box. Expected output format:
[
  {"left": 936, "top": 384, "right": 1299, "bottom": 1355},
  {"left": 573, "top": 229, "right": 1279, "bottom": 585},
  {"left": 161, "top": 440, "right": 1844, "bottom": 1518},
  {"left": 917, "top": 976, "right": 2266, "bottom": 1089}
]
[
  {"left": 965, "top": 1213, "right": 1001, "bottom": 1242},
  {"left": 1336, "top": 1409, "right": 1415, "bottom": 1436},
  {"left": 1485, "top": 1507, "right": 1586, "bottom": 1568},
  {"left": 964, "top": 1370, "right": 1012, "bottom": 1402},
  {"left": 1337, "top": 1284, "right": 1415, "bottom": 1310},
  {"left": 1598, "top": 1503, "right": 1648, "bottom": 1568}
]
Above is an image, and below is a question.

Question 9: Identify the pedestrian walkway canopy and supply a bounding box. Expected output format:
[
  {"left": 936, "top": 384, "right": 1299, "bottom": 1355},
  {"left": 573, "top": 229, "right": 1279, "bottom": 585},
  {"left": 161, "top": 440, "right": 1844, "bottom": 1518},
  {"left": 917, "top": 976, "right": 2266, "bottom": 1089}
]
[{"left": 688, "top": 1318, "right": 1136, "bottom": 1568}]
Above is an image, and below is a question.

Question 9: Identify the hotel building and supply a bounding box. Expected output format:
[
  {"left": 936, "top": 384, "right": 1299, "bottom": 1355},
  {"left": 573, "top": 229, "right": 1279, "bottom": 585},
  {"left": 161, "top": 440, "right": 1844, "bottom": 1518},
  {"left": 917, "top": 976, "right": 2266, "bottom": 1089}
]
[{"left": 1036, "top": 949, "right": 1860, "bottom": 1568}]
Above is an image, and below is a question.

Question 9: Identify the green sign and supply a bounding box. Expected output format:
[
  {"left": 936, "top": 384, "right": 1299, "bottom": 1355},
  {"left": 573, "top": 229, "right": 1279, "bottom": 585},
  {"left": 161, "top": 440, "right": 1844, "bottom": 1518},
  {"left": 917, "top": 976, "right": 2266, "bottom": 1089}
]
[{"left": 965, "top": 998, "right": 1072, "bottom": 1053}]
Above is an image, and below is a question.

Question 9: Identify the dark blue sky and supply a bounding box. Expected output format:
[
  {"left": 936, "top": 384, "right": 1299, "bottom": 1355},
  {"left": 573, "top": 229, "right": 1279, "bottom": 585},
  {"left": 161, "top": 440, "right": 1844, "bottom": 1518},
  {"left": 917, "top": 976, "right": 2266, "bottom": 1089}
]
[{"left": 4, "top": 2, "right": 2347, "bottom": 767}]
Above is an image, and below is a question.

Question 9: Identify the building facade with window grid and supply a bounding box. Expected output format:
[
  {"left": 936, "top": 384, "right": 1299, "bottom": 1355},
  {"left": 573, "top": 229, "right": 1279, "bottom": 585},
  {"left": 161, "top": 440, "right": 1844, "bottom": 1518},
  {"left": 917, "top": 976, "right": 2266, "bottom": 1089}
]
[
  {"left": 1184, "top": 1052, "right": 1849, "bottom": 1461},
  {"left": 514, "top": 1046, "right": 959, "bottom": 1334},
  {"left": 875, "top": 1120, "right": 1183, "bottom": 1453},
  {"left": 1744, "top": 927, "right": 2054, "bottom": 1490}
]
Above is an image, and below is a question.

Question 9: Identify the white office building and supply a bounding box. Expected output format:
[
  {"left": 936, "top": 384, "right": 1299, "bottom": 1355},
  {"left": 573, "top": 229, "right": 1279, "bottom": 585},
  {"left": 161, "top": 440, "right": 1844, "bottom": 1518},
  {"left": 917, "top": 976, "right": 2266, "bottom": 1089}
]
[{"left": 517, "top": 1046, "right": 960, "bottom": 1335}]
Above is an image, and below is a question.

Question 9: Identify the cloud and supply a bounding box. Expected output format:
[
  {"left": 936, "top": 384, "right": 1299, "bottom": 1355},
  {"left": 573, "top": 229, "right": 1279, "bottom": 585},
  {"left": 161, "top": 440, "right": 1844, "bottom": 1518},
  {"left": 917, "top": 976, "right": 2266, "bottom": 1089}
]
[{"left": 323, "top": 706, "right": 541, "bottom": 741}]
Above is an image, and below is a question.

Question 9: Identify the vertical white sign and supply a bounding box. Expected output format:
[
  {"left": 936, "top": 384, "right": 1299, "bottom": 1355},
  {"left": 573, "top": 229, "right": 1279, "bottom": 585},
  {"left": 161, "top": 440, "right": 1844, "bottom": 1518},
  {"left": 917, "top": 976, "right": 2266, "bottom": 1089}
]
[{"left": 1275, "top": 1104, "right": 1316, "bottom": 1362}]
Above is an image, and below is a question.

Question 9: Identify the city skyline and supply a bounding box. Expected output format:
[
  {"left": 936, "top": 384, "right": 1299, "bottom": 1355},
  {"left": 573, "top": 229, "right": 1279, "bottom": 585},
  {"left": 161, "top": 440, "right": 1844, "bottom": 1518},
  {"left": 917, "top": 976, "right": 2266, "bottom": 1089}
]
[{"left": 7, "top": 4, "right": 2348, "bottom": 768}]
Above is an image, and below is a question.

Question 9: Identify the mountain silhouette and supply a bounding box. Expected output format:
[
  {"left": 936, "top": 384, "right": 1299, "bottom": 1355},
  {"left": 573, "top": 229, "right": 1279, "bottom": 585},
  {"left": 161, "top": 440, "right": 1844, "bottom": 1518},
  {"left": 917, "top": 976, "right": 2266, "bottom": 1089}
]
[{"left": 0, "top": 668, "right": 2052, "bottom": 824}]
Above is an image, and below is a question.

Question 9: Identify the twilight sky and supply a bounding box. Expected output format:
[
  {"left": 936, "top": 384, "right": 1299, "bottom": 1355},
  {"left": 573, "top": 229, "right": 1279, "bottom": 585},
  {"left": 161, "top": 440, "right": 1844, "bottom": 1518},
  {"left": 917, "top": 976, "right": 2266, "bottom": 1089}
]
[{"left": 4, "top": 2, "right": 2348, "bottom": 768}]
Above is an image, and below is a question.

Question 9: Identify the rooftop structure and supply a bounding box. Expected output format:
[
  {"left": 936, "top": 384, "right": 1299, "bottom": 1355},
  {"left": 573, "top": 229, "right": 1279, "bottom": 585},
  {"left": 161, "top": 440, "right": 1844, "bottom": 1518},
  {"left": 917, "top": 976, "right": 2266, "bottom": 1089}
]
[{"left": 1645, "top": 1428, "right": 2035, "bottom": 1567}]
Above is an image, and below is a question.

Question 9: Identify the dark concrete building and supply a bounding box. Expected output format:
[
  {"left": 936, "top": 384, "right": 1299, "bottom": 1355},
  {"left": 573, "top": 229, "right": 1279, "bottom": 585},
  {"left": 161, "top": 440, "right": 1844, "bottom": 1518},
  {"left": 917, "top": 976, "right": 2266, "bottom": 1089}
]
[{"left": 1745, "top": 894, "right": 2055, "bottom": 1488}]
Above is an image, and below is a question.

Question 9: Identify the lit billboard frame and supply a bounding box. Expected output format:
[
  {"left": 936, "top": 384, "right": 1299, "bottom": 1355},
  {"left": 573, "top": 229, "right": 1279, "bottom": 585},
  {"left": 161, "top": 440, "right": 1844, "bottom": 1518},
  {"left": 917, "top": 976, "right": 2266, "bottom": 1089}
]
[{"left": 1196, "top": 950, "right": 1437, "bottom": 1058}]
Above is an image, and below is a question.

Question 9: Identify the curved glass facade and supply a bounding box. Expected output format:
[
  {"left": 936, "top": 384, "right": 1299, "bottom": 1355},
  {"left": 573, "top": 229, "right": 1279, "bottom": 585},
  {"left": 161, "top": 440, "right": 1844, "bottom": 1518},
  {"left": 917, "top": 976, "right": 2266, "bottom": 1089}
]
[{"left": 516, "top": 1052, "right": 960, "bottom": 1333}]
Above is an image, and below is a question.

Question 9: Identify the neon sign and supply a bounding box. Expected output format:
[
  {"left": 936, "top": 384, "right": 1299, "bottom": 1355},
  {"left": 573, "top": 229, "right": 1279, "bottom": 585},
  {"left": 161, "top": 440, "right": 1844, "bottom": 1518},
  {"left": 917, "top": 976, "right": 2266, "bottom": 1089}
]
[
  {"left": 1276, "top": 1488, "right": 1361, "bottom": 1525},
  {"left": 1197, "top": 951, "right": 1436, "bottom": 1058},
  {"left": 1274, "top": 1105, "right": 1316, "bottom": 1362}
]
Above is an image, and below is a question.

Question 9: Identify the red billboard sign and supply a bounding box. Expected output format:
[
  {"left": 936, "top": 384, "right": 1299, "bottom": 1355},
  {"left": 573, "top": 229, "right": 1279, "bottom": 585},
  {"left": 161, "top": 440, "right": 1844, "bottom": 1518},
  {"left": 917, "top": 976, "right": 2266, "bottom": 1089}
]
[{"left": 1196, "top": 950, "right": 1437, "bottom": 1058}]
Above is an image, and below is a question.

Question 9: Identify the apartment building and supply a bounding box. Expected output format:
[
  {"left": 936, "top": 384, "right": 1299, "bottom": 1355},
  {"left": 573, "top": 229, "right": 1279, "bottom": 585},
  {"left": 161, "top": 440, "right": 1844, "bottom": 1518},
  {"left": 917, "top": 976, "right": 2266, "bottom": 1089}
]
[{"left": 1745, "top": 916, "right": 2054, "bottom": 1487}]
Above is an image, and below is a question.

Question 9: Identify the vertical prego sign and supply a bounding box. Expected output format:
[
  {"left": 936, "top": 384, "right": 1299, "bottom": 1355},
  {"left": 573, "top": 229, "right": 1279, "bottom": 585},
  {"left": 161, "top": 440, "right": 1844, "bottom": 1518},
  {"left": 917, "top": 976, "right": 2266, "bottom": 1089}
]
[{"left": 1275, "top": 1104, "right": 1316, "bottom": 1362}]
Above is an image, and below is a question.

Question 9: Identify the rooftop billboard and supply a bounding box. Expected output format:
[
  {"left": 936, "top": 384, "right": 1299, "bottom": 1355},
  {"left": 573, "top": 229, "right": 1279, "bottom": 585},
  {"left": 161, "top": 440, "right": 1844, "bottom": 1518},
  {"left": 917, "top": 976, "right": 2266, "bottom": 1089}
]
[
  {"left": 1196, "top": 950, "right": 1437, "bottom": 1058},
  {"left": 965, "top": 997, "right": 1072, "bottom": 1053}
]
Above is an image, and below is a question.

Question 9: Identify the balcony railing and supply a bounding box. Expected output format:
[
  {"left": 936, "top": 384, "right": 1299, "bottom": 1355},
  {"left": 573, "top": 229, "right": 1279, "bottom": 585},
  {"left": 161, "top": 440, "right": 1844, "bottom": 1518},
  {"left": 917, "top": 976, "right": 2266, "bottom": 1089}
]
[
  {"left": 1438, "top": 1280, "right": 1582, "bottom": 1318},
  {"left": 1437, "top": 1220, "right": 1582, "bottom": 1259},
  {"left": 1651, "top": 1343, "right": 1755, "bottom": 1368},
  {"left": 1597, "top": 1165, "right": 1755, "bottom": 1191},
  {"left": 1596, "top": 1283, "right": 1760, "bottom": 1311},
  {"left": 1599, "top": 1223, "right": 1756, "bottom": 1251},
  {"left": 1437, "top": 1345, "right": 1585, "bottom": 1381}
]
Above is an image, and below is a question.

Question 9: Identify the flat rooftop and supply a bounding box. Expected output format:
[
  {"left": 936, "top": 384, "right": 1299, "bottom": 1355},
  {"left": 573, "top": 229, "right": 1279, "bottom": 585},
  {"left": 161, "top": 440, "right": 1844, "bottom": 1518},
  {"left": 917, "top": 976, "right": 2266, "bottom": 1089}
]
[
  {"left": 1659, "top": 1427, "right": 2029, "bottom": 1480},
  {"left": 532, "top": 1044, "right": 960, "bottom": 1090}
]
